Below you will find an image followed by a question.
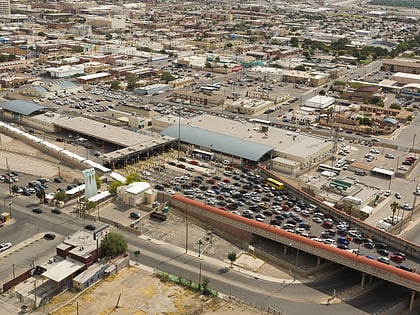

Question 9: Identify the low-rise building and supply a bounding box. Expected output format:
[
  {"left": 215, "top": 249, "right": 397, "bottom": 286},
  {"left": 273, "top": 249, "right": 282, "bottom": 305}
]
[
  {"left": 116, "top": 182, "right": 153, "bottom": 206},
  {"left": 225, "top": 98, "right": 274, "bottom": 115}
]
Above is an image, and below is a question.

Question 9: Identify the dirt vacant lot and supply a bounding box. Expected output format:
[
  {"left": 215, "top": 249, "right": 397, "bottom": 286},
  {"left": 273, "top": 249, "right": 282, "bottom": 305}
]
[{"left": 44, "top": 266, "right": 259, "bottom": 315}]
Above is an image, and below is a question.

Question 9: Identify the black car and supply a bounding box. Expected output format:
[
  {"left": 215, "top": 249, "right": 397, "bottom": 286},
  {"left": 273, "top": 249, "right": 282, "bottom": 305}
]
[
  {"left": 396, "top": 265, "right": 413, "bottom": 272},
  {"left": 337, "top": 243, "right": 349, "bottom": 250},
  {"left": 32, "top": 207, "right": 43, "bottom": 214},
  {"left": 130, "top": 212, "right": 141, "bottom": 219},
  {"left": 364, "top": 242, "right": 375, "bottom": 249},
  {"left": 377, "top": 248, "right": 389, "bottom": 256},
  {"left": 154, "top": 184, "right": 164, "bottom": 191},
  {"left": 44, "top": 233, "right": 56, "bottom": 240},
  {"left": 85, "top": 224, "right": 96, "bottom": 231},
  {"left": 375, "top": 243, "right": 388, "bottom": 250},
  {"left": 51, "top": 208, "right": 62, "bottom": 214}
]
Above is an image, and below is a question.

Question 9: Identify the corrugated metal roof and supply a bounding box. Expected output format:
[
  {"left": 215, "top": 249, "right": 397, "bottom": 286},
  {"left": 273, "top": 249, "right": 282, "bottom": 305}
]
[
  {"left": 161, "top": 124, "right": 273, "bottom": 162},
  {"left": 1, "top": 100, "right": 48, "bottom": 116},
  {"left": 383, "top": 117, "right": 397, "bottom": 125}
]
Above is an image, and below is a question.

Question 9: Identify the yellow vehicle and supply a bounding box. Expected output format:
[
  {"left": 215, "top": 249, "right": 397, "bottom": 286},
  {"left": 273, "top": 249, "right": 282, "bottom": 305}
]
[{"left": 266, "top": 178, "right": 284, "bottom": 191}]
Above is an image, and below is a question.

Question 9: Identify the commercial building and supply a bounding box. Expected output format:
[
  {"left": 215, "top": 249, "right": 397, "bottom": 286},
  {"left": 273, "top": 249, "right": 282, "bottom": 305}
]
[
  {"left": 304, "top": 95, "right": 335, "bottom": 109},
  {"left": 225, "top": 98, "right": 274, "bottom": 115},
  {"left": 45, "top": 65, "right": 85, "bottom": 78},
  {"left": 159, "top": 114, "right": 334, "bottom": 170},
  {"left": 134, "top": 84, "right": 172, "bottom": 96},
  {"left": 0, "top": 0, "right": 11, "bottom": 15},
  {"left": 392, "top": 72, "right": 420, "bottom": 85},
  {"left": 382, "top": 59, "right": 420, "bottom": 75}
]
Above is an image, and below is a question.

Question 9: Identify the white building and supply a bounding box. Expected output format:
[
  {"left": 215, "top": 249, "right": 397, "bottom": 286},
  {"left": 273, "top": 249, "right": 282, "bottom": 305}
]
[
  {"left": 45, "top": 65, "right": 85, "bottom": 78},
  {"left": 304, "top": 95, "right": 335, "bottom": 109}
]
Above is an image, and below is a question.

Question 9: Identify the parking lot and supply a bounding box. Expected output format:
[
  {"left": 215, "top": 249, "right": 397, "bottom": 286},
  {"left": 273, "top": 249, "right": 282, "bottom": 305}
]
[{"left": 103, "top": 144, "right": 419, "bottom": 273}]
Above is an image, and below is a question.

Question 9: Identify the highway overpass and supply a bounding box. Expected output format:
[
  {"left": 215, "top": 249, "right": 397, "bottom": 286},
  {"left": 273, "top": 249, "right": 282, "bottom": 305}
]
[{"left": 171, "top": 187, "right": 420, "bottom": 309}]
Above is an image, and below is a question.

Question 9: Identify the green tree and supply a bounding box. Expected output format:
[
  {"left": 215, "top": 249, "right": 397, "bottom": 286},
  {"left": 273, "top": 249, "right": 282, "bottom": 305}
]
[
  {"left": 72, "top": 45, "right": 84, "bottom": 53},
  {"left": 126, "top": 75, "right": 138, "bottom": 91},
  {"left": 319, "top": 90, "right": 326, "bottom": 96},
  {"left": 125, "top": 173, "right": 143, "bottom": 184},
  {"left": 85, "top": 200, "right": 97, "bottom": 211},
  {"left": 290, "top": 37, "right": 299, "bottom": 47},
  {"left": 38, "top": 31, "right": 46, "bottom": 37},
  {"left": 95, "top": 173, "right": 102, "bottom": 189},
  {"left": 390, "top": 103, "right": 402, "bottom": 110},
  {"left": 205, "top": 61, "right": 212, "bottom": 69},
  {"left": 108, "top": 180, "right": 123, "bottom": 195},
  {"left": 12, "top": 185, "right": 19, "bottom": 194},
  {"left": 160, "top": 71, "right": 176, "bottom": 83},
  {"left": 294, "top": 65, "right": 306, "bottom": 71},
  {"left": 390, "top": 201, "right": 400, "bottom": 224},
  {"left": 228, "top": 252, "right": 237, "bottom": 267},
  {"left": 110, "top": 80, "right": 121, "bottom": 91},
  {"left": 333, "top": 80, "right": 346, "bottom": 86},
  {"left": 201, "top": 277, "right": 211, "bottom": 295},
  {"left": 54, "top": 190, "right": 66, "bottom": 201},
  {"left": 101, "top": 232, "right": 128, "bottom": 258},
  {"left": 36, "top": 189, "right": 46, "bottom": 203}
]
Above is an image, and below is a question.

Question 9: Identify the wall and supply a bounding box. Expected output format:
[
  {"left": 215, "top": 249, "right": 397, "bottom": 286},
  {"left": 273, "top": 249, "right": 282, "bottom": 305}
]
[{"left": 260, "top": 167, "right": 420, "bottom": 260}]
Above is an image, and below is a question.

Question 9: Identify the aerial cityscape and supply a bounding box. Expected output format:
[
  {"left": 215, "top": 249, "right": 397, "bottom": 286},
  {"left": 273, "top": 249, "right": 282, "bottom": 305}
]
[{"left": 0, "top": 0, "right": 419, "bottom": 314}]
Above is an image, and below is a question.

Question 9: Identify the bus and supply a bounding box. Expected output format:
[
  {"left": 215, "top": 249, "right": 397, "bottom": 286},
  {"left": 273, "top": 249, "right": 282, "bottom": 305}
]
[
  {"left": 249, "top": 118, "right": 273, "bottom": 126},
  {"left": 266, "top": 178, "right": 284, "bottom": 191},
  {"left": 200, "top": 86, "right": 217, "bottom": 94},
  {"left": 318, "top": 164, "right": 341, "bottom": 175},
  {"left": 192, "top": 149, "right": 214, "bottom": 161}
]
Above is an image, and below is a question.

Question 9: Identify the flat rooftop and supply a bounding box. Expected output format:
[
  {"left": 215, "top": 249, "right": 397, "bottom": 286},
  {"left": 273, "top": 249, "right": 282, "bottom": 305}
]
[
  {"left": 53, "top": 116, "right": 157, "bottom": 147},
  {"left": 181, "top": 114, "right": 333, "bottom": 159}
]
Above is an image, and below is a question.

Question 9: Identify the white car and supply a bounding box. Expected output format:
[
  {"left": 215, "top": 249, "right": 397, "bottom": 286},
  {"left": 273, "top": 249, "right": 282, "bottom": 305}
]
[
  {"left": 384, "top": 190, "right": 391, "bottom": 197},
  {"left": 0, "top": 242, "right": 12, "bottom": 252}
]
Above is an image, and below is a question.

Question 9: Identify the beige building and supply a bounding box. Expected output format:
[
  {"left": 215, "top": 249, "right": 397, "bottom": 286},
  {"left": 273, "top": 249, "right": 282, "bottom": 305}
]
[
  {"left": 0, "top": 0, "right": 10, "bottom": 15},
  {"left": 85, "top": 16, "right": 126, "bottom": 29},
  {"left": 169, "top": 77, "right": 196, "bottom": 89},
  {"left": 225, "top": 98, "right": 274, "bottom": 115},
  {"left": 116, "top": 182, "right": 153, "bottom": 207}
]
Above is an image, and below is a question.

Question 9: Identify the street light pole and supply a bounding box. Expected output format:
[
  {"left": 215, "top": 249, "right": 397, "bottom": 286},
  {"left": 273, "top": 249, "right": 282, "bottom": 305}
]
[
  {"left": 198, "top": 239, "right": 203, "bottom": 257},
  {"left": 8, "top": 201, "right": 12, "bottom": 219},
  {"left": 185, "top": 203, "right": 188, "bottom": 253}
]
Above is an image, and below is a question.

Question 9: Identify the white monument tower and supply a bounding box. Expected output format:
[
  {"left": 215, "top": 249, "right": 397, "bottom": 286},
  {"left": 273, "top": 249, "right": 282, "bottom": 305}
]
[{"left": 82, "top": 168, "right": 98, "bottom": 199}]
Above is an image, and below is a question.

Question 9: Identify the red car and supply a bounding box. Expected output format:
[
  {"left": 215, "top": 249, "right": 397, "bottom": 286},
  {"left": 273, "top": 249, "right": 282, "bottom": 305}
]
[{"left": 390, "top": 254, "right": 404, "bottom": 263}]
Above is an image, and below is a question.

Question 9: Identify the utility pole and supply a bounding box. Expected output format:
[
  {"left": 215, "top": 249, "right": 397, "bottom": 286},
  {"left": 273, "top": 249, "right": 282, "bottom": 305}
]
[{"left": 185, "top": 203, "right": 188, "bottom": 253}]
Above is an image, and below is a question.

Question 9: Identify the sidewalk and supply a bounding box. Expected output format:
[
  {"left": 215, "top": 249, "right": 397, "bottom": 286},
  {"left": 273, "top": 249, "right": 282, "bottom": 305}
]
[{"left": 137, "top": 234, "right": 299, "bottom": 284}]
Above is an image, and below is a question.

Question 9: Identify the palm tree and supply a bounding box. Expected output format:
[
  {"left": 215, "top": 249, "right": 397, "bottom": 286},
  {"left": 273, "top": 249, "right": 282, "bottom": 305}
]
[
  {"left": 390, "top": 201, "right": 400, "bottom": 224},
  {"left": 228, "top": 252, "right": 237, "bottom": 268}
]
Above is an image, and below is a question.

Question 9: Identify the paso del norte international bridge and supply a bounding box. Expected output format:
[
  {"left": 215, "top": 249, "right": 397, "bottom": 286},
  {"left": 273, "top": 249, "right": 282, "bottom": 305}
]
[{"left": 169, "top": 170, "right": 420, "bottom": 310}]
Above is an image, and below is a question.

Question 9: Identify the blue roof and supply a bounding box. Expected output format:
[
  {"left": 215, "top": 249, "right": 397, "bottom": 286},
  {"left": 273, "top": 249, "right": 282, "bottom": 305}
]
[
  {"left": 59, "top": 81, "right": 77, "bottom": 89},
  {"left": 34, "top": 86, "right": 48, "bottom": 93},
  {"left": 161, "top": 124, "right": 274, "bottom": 162},
  {"left": 383, "top": 117, "right": 397, "bottom": 125},
  {"left": 1, "top": 100, "right": 48, "bottom": 116}
]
